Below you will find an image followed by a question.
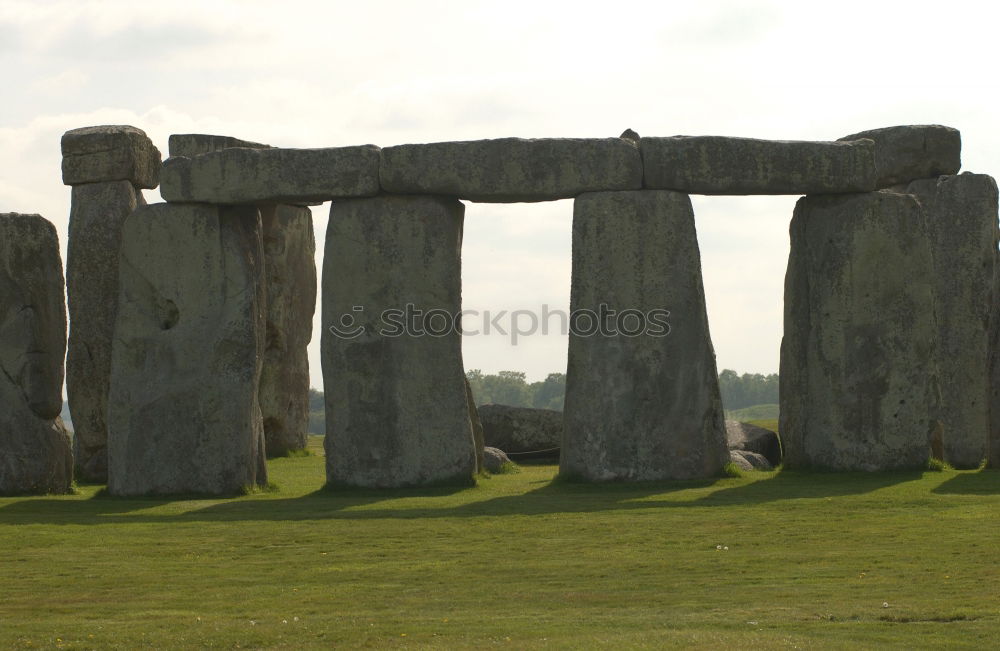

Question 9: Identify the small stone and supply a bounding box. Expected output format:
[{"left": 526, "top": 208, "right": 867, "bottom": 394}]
[
  {"left": 61, "top": 125, "right": 161, "bottom": 189},
  {"left": 641, "top": 136, "right": 876, "bottom": 195},
  {"left": 379, "top": 137, "right": 642, "bottom": 202},
  {"left": 482, "top": 446, "right": 513, "bottom": 473}
]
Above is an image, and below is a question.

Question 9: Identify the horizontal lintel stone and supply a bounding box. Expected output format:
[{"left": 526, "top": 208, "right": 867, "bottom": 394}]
[
  {"left": 641, "top": 136, "right": 877, "bottom": 195},
  {"left": 168, "top": 133, "right": 271, "bottom": 158},
  {"left": 838, "top": 124, "right": 961, "bottom": 188},
  {"left": 61, "top": 125, "right": 161, "bottom": 189},
  {"left": 160, "top": 145, "right": 381, "bottom": 204},
  {"left": 379, "top": 137, "right": 643, "bottom": 202}
]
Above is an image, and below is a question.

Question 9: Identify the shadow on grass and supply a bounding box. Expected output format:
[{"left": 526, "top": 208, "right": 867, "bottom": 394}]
[
  {"left": 0, "top": 468, "right": 926, "bottom": 525},
  {"left": 931, "top": 469, "right": 1000, "bottom": 495}
]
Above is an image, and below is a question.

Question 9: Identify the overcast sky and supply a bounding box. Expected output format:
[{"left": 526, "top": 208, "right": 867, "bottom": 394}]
[{"left": 2, "top": 0, "right": 998, "bottom": 388}]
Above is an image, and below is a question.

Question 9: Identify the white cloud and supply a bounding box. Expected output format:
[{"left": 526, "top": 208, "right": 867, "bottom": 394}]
[{"left": 2, "top": 0, "right": 999, "bottom": 388}]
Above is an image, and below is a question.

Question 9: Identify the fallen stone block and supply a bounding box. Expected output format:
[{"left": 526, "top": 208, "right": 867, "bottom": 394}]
[
  {"left": 562, "top": 190, "right": 729, "bottom": 481},
  {"left": 61, "top": 125, "right": 161, "bottom": 189},
  {"left": 66, "top": 181, "right": 145, "bottom": 482},
  {"left": 478, "top": 404, "right": 562, "bottom": 457},
  {"left": 780, "top": 191, "right": 939, "bottom": 471},
  {"left": 108, "top": 202, "right": 268, "bottom": 495},
  {"left": 160, "top": 145, "right": 381, "bottom": 204},
  {"left": 641, "top": 136, "right": 876, "bottom": 195},
  {"left": 322, "top": 195, "right": 476, "bottom": 488},
  {"left": 725, "top": 420, "right": 781, "bottom": 467},
  {"left": 729, "top": 449, "right": 772, "bottom": 471},
  {"left": 840, "top": 125, "right": 961, "bottom": 188},
  {"left": 379, "top": 137, "right": 643, "bottom": 202},
  {"left": 0, "top": 213, "right": 73, "bottom": 495}
]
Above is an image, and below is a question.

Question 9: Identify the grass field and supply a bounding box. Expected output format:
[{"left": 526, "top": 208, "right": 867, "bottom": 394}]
[{"left": 2, "top": 436, "right": 999, "bottom": 649}]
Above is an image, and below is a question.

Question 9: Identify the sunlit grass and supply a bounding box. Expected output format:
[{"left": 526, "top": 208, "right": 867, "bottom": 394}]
[{"left": 1, "top": 436, "right": 998, "bottom": 648}]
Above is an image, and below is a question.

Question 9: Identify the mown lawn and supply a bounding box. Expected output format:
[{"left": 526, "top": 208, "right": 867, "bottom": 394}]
[{"left": 1, "top": 436, "right": 998, "bottom": 649}]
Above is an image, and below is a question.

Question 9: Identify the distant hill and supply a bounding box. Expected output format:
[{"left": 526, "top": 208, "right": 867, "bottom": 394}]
[{"left": 725, "top": 403, "right": 779, "bottom": 421}]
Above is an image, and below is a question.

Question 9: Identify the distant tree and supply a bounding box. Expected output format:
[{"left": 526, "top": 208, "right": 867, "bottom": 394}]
[
  {"left": 530, "top": 373, "right": 566, "bottom": 411},
  {"left": 717, "top": 369, "right": 779, "bottom": 411}
]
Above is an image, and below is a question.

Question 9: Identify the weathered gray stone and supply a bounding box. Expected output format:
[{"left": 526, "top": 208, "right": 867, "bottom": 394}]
[
  {"left": 322, "top": 195, "right": 476, "bottom": 487},
  {"left": 465, "top": 377, "right": 486, "bottom": 473},
  {"left": 641, "top": 136, "right": 876, "bottom": 195},
  {"left": 168, "top": 133, "right": 270, "bottom": 158},
  {"left": 108, "top": 203, "right": 268, "bottom": 495},
  {"left": 990, "top": 251, "right": 1000, "bottom": 469},
  {"left": 478, "top": 404, "right": 562, "bottom": 457},
  {"left": 729, "top": 449, "right": 772, "bottom": 471},
  {"left": 160, "top": 145, "right": 381, "bottom": 204},
  {"left": 379, "top": 137, "right": 643, "bottom": 202},
  {"left": 259, "top": 204, "right": 316, "bottom": 457},
  {"left": 906, "top": 174, "right": 998, "bottom": 468},
  {"left": 725, "top": 420, "right": 781, "bottom": 467},
  {"left": 562, "top": 190, "right": 729, "bottom": 481},
  {"left": 483, "top": 446, "right": 513, "bottom": 473},
  {"left": 0, "top": 213, "right": 73, "bottom": 494},
  {"left": 840, "top": 125, "right": 961, "bottom": 188},
  {"left": 780, "top": 191, "right": 940, "bottom": 471},
  {"left": 61, "top": 125, "right": 161, "bottom": 189},
  {"left": 66, "top": 181, "right": 144, "bottom": 482}
]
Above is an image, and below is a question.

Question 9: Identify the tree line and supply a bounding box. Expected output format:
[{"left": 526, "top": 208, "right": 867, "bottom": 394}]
[{"left": 307, "top": 368, "right": 777, "bottom": 433}]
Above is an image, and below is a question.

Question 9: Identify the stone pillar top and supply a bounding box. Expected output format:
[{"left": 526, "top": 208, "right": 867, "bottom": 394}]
[{"left": 61, "top": 125, "right": 161, "bottom": 189}]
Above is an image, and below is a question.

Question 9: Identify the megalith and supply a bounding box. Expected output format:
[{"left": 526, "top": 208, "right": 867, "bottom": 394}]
[
  {"left": 991, "top": 252, "right": 1000, "bottom": 469},
  {"left": 322, "top": 195, "right": 476, "bottom": 487},
  {"left": 166, "top": 132, "right": 319, "bottom": 457},
  {"left": 61, "top": 125, "right": 160, "bottom": 482},
  {"left": 0, "top": 214, "right": 73, "bottom": 494},
  {"left": 108, "top": 203, "right": 268, "bottom": 495},
  {"left": 561, "top": 190, "right": 729, "bottom": 481},
  {"left": 906, "top": 173, "right": 999, "bottom": 468},
  {"left": 259, "top": 203, "right": 316, "bottom": 457},
  {"left": 780, "top": 191, "right": 940, "bottom": 471}
]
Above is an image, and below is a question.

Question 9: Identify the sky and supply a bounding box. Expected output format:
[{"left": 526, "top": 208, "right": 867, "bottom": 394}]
[{"left": 1, "top": 0, "right": 998, "bottom": 388}]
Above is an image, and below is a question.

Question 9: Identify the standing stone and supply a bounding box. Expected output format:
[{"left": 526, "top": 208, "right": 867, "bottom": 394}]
[
  {"left": 108, "top": 203, "right": 267, "bottom": 495},
  {"left": 906, "top": 174, "right": 998, "bottom": 468},
  {"left": 780, "top": 192, "right": 940, "bottom": 471},
  {"left": 65, "top": 181, "right": 145, "bottom": 481},
  {"left": 990, "top": 251, "right": 1000, "bottom": 469},
  {"left": 259, "top": 204, "right": 316, "bottom": 457},
  {"left": 464, "top": 376, "right": 486, "bottom": 473},
  {"left": 562, "top": 190, "right": 728, "bottom": 481},
  {"left": 0, "top": 214, "right": 73, "bottom": 494},
  {"left": 322, "top": 195, "right": 476, "bottom": 487}
]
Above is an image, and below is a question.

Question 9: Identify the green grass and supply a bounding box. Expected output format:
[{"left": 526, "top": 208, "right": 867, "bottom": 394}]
[
  {"left": 727, "top": 404, "right": 780, "bottom": 420},
  {"left": 1, "top": 435, "right": 999, "bottom": 648},
  {"left": 747, "top": 418, "right": 780, "bottom": 433}
]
